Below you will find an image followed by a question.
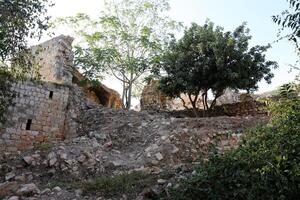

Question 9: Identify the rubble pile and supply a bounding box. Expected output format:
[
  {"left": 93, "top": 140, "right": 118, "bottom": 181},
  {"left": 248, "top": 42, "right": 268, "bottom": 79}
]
[{"left": 0, "top": 107, "right": 268, "bottom": 199}]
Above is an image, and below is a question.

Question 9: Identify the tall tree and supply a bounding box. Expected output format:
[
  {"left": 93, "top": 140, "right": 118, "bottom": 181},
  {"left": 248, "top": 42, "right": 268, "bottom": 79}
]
[
  {"left": 56, "top": 0, "right": 180, "bottom": 109},
  {"left": 158, "top": 22, "right": 278, "bottom": 116}
]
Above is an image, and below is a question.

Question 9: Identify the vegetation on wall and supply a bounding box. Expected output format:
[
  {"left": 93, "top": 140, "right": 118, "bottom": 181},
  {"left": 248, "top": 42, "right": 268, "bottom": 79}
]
[{"left": 158, "top": 21, "right": 278, "bottom": 116}]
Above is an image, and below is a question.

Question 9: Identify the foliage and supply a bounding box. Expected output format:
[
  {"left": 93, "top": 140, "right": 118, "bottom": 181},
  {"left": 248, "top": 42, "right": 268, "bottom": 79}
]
[
  {"left": 0, "top": 0, "right": 52, "bottom": 63},
  {"left": 35, "top": 143, "right": 54, "bottom": 151},
  {"left": 273, "top": 0, "right": 300, "bottom": 57},
  {"left": 167, "top": 84, "right": 300, "bottom": 200},
  {"left": 0, "top": 66, "right": 16, "bottom": 125},
  {"left": 0, "top": 0, "right": 51, "bottom": 124},
  {"left": 82, "top": 172, "right": 152, "bottom": 197},
  {"left": 158, "top": 21, "right": 278, "bottom": 115},
  {"left": 48, "top": 172, "right": 157, "bottom": 199},
  {"left": 55, "top": 0, "right": 180, "bottom": 109}
]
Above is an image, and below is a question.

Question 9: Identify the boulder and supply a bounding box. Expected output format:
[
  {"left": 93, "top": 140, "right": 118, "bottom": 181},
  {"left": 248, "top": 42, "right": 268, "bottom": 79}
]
[{"left": 16, "top": 183, "right": 40, "bottom": 196}]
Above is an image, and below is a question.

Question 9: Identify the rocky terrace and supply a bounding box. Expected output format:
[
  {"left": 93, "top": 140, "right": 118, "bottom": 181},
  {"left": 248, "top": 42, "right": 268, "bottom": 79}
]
[{"left": 0, "top": 107, "right": 268, "bottom": 200}]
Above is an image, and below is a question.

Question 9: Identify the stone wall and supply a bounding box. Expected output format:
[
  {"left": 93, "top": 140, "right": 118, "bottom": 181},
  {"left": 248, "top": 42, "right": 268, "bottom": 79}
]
[
  {"left": 71, "top": 68, "right": 122, "bottom": 109},
  {"left": 140, "top": 81, "right": 266, "bottom": 116},
  {"left": 31, "top": 35, "right": 74, "bottom": 85},
  {"left": 220, "top": 101, "right": 267, "bottom": 116},
  {"left": 166, "top": 94, "right": 204, "bottom": 110},
  {"left": 63, "top": 84, "right": 99, "bottom": 139},
  {"left": 140, "top": 80, "right": 167, "bottom": 110},
  {"left": 0, "top": 81, "right": 69, "bottom": 152},
  {"left": 0, "top": 35, "right": 123, "bottom": 154}
]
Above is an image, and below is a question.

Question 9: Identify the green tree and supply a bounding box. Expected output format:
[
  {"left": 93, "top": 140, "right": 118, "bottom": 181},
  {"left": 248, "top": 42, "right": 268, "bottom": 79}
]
[
  {"left": 56, "top": 0, "right": 180, "bottom": 109},
  {"left": 158, "top": 22, "right": 277, "bottom": 115},
  {"left": 0, "top": 0, "right": 52, "bottom": 63}
]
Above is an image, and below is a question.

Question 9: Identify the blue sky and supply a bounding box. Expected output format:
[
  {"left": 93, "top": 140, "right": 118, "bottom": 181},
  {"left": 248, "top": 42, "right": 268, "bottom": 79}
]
[{"left": 48, "top": 0, "right": 299, "bottom": 94}]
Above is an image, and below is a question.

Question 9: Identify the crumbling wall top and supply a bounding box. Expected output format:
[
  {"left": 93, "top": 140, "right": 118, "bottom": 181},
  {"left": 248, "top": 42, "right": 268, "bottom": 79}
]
[{"left": 31, "top": 35, "right": 74, "bottom": 85}]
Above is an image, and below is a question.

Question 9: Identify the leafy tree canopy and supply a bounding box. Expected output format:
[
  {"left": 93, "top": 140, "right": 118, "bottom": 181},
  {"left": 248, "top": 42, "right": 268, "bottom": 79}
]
[
  {"left": 273, "top": 0, "right": 300, "bottom": 54},
  {"left": 55, "top": 0, "right": 181, "bottom": 109},
  {"left": 0, "top": 0, "right": 52, "bottom": 63},
  {"left": 158, "top": 21, "right": 278, "bottom": 114}
]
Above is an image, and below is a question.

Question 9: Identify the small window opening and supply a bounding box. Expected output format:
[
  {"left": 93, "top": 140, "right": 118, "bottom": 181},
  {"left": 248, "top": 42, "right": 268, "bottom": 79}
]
[
  {"left": 49, "top": 91, "right": 54, "bottom": 99},
  {"left": 26, "top": 119, "right": 32, "bottom": 130}
]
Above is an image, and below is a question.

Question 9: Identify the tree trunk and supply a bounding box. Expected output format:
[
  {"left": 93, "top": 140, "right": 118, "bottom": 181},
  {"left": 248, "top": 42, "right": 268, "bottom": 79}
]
[
  {"left": 188, "top": 93, "right": 199, "bottom": 118},
  {"left": 210, "top": 97, "right": 217, "bottom": 110},
  {"left": 204, "top": 92, "right": 209, "bottom": 110},
  {"left": 179, "top": 96, "right": 188, "bottom": 109},
  {"left": 127, "top": 83, "right": 132, "bottom": 109},
  {"left": 125, "top": 72, "right": 134, "bottom": 109},
  {"left": 209, "top": 91, "right": 223, "bottom": 110},
  {"left": 121, "top": 81, "right": 126, "bottom": 108},
  {"left": 202, "top": 93, "right": 207, "bottom": 111}
]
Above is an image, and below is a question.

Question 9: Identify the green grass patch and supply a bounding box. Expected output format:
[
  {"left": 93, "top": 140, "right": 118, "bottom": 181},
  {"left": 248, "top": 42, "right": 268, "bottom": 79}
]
[
  {"left": 35, "top": 143, "right": 54, "bottom": 151},
  {"left": 47, "top": 171, "right": 157, "bottom": 198},
  {"left": 82, "top": 171, "right": 155, "bottom": 197}
]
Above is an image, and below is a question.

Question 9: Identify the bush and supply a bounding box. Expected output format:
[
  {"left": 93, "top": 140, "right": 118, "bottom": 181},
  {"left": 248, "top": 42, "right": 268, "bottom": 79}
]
[{"left": 168, "top": 86, "right": 300, "bottom": 200}]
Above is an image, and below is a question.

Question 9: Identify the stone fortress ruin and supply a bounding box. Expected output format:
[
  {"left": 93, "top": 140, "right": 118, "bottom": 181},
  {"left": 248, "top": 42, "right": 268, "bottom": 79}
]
[
  {"left": 0, "top": 36, "right": 273, "bottom": 200},
  {"left": 0, "top": 35, "right": 122, "bottom": 153},
  {"left": 0, "top": 35, "right": 268, "bottom": 155}
]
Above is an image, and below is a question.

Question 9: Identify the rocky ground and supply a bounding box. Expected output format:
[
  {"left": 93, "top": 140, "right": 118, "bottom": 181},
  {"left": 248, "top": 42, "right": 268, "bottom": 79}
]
[{"left": 0, "top": 107, "right": 268, "bottom": 200}]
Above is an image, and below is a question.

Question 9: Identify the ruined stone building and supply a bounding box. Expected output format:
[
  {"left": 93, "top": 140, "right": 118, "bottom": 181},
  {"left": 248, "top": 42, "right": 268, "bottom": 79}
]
[
  {"left": 0, "top": 35, "right": 122, "bottom": 153},
  {"left": 140, "top": 81, "right": 267, "bottom": 116}
]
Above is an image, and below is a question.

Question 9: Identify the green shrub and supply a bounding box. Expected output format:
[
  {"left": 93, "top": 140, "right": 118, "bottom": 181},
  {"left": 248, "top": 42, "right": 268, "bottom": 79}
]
[{"left": 168, "top": 85, "right": 300, "bottom": 200}]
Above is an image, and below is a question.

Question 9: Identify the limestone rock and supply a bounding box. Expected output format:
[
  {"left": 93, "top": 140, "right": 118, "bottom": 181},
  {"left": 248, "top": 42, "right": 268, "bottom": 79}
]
[
  {"left": 71, "top": 63, "right": 123, "bottom": 109},
  {"left": 0, "top": 182, "right": 18, "bottom": 197},
  {"left": 140, "top": 80, "right": 167, "bottom": 111},
  {"left": 5, "top": 172, "right": 15, "bottom": 181},
  {"left": 31, "top": 35, "right": 74, "bottom": 85},
  {"left": 8, "top": 196, "right": 19, "bottom": 200},
  {"left": 23, "top": 156, "right": 34, "bottom": 165},
  {"left": 155, "top": 153, "right": 164, "bottom": 161},
  {"left": 53, "top": 186, "right": 62, "bottom": 192},
  {"left": 16, "top": 183, "right": 40, "bottom": 196}
]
